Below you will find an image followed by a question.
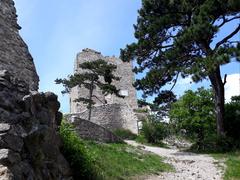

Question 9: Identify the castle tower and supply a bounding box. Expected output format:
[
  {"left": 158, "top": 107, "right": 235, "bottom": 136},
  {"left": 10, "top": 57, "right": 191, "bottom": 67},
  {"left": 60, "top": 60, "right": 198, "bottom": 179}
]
[
  {"left": 70, "top": 48, "right": 138, "bottom": 113},
  {"left": 69, "top": 48, "right": 139, "bottom": 134}
]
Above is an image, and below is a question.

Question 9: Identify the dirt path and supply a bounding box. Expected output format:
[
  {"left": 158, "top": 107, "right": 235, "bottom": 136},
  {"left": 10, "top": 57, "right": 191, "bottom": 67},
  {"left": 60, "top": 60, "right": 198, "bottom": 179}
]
[{"left": 126, "top": 140, "right": 224, "bottom": 180}]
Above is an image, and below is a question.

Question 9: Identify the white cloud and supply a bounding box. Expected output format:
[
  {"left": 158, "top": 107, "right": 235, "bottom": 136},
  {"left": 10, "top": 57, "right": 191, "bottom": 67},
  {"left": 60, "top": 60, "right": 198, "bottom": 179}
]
[{"left": 225, "top": 73, "right": 240, "bottom": 102}]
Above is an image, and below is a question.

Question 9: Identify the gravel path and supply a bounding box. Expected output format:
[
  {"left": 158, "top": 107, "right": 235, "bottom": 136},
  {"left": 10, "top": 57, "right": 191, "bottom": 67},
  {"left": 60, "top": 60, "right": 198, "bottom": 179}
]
[{"left": 126, "top": 140, "right": 224, "bottom": 180}]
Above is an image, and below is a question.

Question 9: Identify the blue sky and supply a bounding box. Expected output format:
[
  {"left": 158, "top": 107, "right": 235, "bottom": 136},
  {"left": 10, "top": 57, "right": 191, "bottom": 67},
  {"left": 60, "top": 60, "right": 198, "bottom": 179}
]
[{"left": 14, "top": 0, "right": 239, "bottom": 113}]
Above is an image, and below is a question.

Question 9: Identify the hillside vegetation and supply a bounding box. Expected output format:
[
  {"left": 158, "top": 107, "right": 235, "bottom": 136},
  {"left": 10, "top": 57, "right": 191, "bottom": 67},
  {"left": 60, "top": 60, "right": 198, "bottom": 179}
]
[{"left": 60, "top": 121, "right": 172, "bottom": 179}]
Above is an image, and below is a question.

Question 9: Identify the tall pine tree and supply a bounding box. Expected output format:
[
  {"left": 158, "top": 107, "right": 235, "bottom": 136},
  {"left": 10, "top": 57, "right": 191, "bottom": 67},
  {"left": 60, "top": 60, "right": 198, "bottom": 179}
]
[{"left": 121, "top": 0, "right": 240, "bottom": 136}]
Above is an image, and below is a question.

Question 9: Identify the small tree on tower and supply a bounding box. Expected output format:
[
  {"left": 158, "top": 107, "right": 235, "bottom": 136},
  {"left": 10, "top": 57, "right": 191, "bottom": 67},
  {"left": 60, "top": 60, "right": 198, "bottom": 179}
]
[{"left": 56, "top": 59, "right": 121, "bottom": 121}]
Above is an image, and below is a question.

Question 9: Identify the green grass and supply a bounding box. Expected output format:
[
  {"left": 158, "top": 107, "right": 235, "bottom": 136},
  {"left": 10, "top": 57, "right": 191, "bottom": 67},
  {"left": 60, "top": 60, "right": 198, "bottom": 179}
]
[
  {"left": 60, "top": 121, "right": 172, "bottom": 180},
  {"left": 135, "top": 135, "right": 170, "bottom": 148},
  {"left": 212, "top": 151, "right": 240, "bottom": 180},
  {"left": 85, "top": 141, "right": 172, "bottom": 179},
  {"left": 113, "top": 129, "right": 137, "bottom": 140}
]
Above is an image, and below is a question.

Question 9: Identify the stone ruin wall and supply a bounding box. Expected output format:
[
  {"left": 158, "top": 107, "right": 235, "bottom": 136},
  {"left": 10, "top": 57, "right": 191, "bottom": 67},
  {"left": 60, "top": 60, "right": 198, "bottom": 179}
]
[
  {"left": 70, "top": 117, "right": 123, "bottom": 143},
  {"left": 0, "top": 1, "right": 72, "bottom": 179},
  {"left": 70, "top": 48, "right": 138, "bottom": 113},
  {"left": 0, "top": 0, "right": 39, "bottom": 91},
  {"left": 67, "top": 104, "right": 139, "bottom": 134}
]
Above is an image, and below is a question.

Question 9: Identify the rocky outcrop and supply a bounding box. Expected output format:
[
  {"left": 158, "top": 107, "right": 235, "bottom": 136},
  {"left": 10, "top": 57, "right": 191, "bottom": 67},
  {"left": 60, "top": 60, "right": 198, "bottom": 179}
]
[
  {"left": 0, "top": 0, "right": 39, "bottom": 91},
  {"left": 0, "top": 70, "right": 72, "bottom": 180},
  {"left": 0, "top": 0, "right": 73, "bottom": 179}
]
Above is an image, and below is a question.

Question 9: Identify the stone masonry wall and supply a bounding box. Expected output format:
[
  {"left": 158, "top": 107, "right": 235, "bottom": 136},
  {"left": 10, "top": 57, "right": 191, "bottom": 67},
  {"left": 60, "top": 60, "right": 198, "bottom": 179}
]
[
  {"left": 71, "top": 117, "right": 123, "bottom": 143},
  {"left": 0, "top": 70, "right": 72, "bottom": 180},
  {"left": 0, "top": 0, "right": 39, "bottom": 91},
  {"left": 67, "top": 104, "right": 139, "bottom": 134}
]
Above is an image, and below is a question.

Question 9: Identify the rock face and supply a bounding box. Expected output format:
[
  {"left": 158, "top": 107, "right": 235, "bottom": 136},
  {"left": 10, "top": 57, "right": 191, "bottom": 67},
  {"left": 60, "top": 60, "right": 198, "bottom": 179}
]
[
  {"left": 0, "top": 0, "right": 39, "bottom": 91},
  {"left": 0, "top": 1, "right": 72, "bottom": 179},
  {"left": 0, "top": 70, "right": 72, "bottom": 180}
]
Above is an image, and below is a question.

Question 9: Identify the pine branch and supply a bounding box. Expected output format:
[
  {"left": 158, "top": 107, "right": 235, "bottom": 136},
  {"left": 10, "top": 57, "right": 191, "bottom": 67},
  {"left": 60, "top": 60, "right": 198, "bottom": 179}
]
[
  {"left": 214, "top": 24, "right": 240, "bottom": 50},
  {"left": 217, "top": 15, "right": 240, "bottom": 28}
]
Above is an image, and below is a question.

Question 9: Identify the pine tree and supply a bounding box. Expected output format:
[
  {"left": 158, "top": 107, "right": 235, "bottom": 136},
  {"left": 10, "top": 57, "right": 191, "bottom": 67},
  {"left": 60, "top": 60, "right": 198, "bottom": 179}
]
[
  {"left": 121, "top": 0, "right": 240, "bottom": 136},
  {"left": 56, "top": 59, "right": 121, "bottom": 121}
]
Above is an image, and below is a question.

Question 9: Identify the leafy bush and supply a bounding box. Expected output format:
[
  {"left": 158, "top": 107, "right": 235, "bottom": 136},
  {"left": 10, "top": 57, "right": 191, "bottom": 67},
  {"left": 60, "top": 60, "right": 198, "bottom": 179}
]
[
  {"left": 169, "top": 88, "right": 216, "bottom": 146},
  {"left": 135, "top": 134, "right": 148, "bottom": 144},
  {"left": 190, "top": 134, "right": 234, "bottom": 152},
  {"left": 60, "top": 121, "right": 99, "bottom": 179},
  {"left": 113, "top": 129, "right": 137, "bottom": 140},
  {"left": 141, "top": 115, "right": 169, "bottom": 144},
  {"left": 224, "top": 96, "right": 240, "bottom": 144},
  {"left": 134, "top": 108, "right": 149, "bottom": 113},
  {"left": 169, "top": 91, "right": 240, "bottom": 152}
]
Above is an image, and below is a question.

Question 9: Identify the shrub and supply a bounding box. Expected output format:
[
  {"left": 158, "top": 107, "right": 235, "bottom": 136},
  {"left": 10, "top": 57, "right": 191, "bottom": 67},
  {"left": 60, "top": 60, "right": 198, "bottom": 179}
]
[
  {"left": 190, "top": 134, "right": 234, "bottom": 153},
  {"left": 141, "top": 115, "right": 169, "bottom": 144},
  {"left": 60, "top": 121, "right": 99, "bottom": 179},
  {"left": 224, "top": 96, "right": 240, "bottom": 143},
  {"left": 113, "top": 129, "right": 137, "bottom": 140},
  {"left": 169, "top": 88, "right": 216, "bottom": 146}
]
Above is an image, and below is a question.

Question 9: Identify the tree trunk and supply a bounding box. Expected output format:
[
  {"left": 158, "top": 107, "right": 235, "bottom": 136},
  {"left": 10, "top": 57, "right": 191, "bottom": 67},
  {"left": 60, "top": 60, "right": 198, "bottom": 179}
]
[
  {"left": 209, "top": 67, "right": 225, "bottom": 136},
  {"left": 88, "top": 80, "right": 94, "bottom": 121}
]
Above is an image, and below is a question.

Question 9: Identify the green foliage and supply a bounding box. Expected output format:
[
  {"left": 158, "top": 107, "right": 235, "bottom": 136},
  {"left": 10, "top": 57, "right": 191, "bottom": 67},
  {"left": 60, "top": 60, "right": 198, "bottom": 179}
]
[
  {"left": 60, "top": 121, "right": 171, "bottom": 179},
  {"left": 141, "top": 115, "right": 169, "bottom": 144},
  {"left": 224, "top": 95, "right": 240, "bottom": 142},
  {"left": 59, "top": 121, "right": 98, "bottom": 179},
  {"left": 169, "top": 88, "right": 216, "bottom": 148},
  {"left": 56, "top": 59, "right": 122, "bottom": 120},
  {"left": 55, "top": 60, "right": 120, "bottom": 106},
  {"left": 56, "top": 59, "right": 120, "bottom": 96},
  {"left": 212, "top": 151, "right": 240, "bottom": 180},
  {"left": 85, "top": 141, "right": 172, "bottom": 179},
  {"left": 137, "top": 99, "right": 150, "bottom": 107},
  {"left": 190, "top": 134, "right": 234, "bottom": 152},
  {"left": 170, "top": 90, "right": 240, "bottom": 152},
  {"left": 135, "top": 134, "right": 148, "bottom": 144},
  {"left": 224, "top": 152, "right": 240, "bottom": 180},
  {"left": 121, "top": 0, "right": 240, "bottom": 98},
  {"left": 137, "top": 97, "right": 176, "bottom": 118},
  {"left": 134, "top": 108, "right": 149, "bottom": 113},
  {"left": 121, "top": 0, "right": 240, "bottom": 135},
  {"left": 113, "top": 129, "right": 137, "bottom": 140}
]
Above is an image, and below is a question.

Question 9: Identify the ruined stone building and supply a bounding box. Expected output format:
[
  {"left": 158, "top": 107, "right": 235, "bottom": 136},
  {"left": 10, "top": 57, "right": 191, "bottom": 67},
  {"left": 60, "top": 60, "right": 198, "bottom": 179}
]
[{"left": 69, "top": 49, "right": 139, "bottom": 134}]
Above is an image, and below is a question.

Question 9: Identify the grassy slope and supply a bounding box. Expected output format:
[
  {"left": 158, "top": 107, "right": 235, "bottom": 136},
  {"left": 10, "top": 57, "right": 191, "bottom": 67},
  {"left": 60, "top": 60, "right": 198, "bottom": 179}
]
[
  {"left": 85, "top": 141, "right": 172, "bottom": 179},
  {"left": 60, "top": 121, "right": 172, "bottom": 180},
  {"left": 212, "top": 151, "right": 240, "bottom": 180}
]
